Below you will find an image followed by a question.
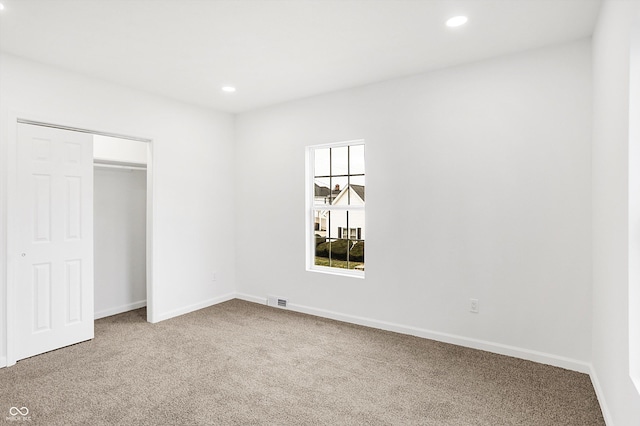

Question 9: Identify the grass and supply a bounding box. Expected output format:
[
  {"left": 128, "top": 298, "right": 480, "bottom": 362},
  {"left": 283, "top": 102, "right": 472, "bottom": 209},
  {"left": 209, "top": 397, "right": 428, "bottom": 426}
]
[{"left": 315, "top": 257, "right": 364, "bottom": 270}]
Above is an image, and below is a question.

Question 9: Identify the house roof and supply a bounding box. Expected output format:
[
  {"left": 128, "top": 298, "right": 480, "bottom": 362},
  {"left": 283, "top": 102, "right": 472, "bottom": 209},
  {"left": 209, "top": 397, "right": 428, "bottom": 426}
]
[
  {"left": 332, "top": 184, "right": 365, "bottom": 205},
  {"left": 350, "top": 185, "right": 365, "bottom": 202},
  {"left": 314, "top": 184, "right": 331, "bottom": 197}
]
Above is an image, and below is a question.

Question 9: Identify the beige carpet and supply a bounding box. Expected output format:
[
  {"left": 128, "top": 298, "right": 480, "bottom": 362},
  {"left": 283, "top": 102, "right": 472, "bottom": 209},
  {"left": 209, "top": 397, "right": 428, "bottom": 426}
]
[{"left": 1, "top": 299, "right": 604, "bottom": 425}]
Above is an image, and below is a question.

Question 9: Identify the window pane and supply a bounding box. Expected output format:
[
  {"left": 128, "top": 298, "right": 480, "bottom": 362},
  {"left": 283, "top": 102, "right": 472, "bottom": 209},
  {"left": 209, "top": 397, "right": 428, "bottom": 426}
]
[
  {"left": 347, "top": 210, "right": 365, "bottom": 241},
  {"left": 328, "top": 210, "right": 347, "bottom": 239},
  {"left": 314, "top": 178, "right": 331, "bottom": 206},
  {"left": 329, "top": 239, "right": 350, "bottom": 269},
  {"left": 349, "top": 175, "right": 365, "bottom": 205},
  {"left": 313, "top": 209, "right": 328, "bottom": 237},
  {"left": 314, "top": 246, "right": 329, "bottom": 267},
  {"left": 350, "top": 238, "right": 364, "bottom": 270},
  {"left": 315, "top": 148, "right": 330, "bottom": 177},
  {"left": 332, "top": 146, "right": 349, "bottom": 175},
  {"left": 330, "top": 176, "right": 348, "bottom": 205},
  {"left": 350, "top": 144, "right": 365, "bottom": 175},
  {"left": 315, "top": 239, "right": 347, "bottom": 269},
  {"left": 350, "top": 175, "right": 365, "bottom": 187},
  {"left": 314, "top": 209, "right": 330, "bottom": 268},
  {"left": 349, "top": 210, "right": 365, "bottom": 270}
]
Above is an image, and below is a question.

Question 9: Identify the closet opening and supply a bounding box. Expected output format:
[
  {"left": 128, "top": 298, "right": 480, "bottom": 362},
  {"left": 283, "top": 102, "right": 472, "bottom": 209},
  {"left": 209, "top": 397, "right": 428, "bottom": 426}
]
[{"left": 93, "top": 135, "right": 148, "bottom": 319}]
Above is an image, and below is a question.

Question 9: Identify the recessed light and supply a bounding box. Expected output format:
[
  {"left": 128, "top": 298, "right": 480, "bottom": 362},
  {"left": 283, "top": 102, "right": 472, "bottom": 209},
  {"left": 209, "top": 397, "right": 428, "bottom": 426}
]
[
  {"left": 446, "top": 16, "right": 468, "bottom": 28},
  {"left": 221, "top": 86, "right": 236, "bottom": 93},
  {"left": 0, "top": 3, "right": 5, "bottom": 11}
]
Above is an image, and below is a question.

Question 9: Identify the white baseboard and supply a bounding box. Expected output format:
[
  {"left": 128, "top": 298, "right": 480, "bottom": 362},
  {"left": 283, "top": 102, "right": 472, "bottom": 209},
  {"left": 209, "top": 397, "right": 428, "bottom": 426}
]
[
  {"left": 589, "top": 365, "right": 613, "bottom": 425},
  {"left": 235, "top": 292, "right": 590, "bottom": 374},
  {"left": 153, "top": 292, "right": 236, "bottom": 323},
  {"left": 0, "top": 356, "right": 6, "bottom": 369},
  {"left": 236, "top": 293, "right": 267, "bottom": 305},
  {"left": 95, "top": 300, "right": 147, "bottom": 320}
]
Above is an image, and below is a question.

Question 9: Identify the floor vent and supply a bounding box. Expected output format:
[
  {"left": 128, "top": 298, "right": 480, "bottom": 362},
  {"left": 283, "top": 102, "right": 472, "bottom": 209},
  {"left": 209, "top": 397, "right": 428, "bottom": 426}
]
[{"left": 267, "top": 295, "right": 288, "bottom": 309}]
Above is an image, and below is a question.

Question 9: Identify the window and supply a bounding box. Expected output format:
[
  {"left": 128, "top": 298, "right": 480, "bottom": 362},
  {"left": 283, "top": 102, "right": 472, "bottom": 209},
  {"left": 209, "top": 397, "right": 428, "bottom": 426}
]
[{"left": 306, "top": 140, "right": 365, "bottom": 277}]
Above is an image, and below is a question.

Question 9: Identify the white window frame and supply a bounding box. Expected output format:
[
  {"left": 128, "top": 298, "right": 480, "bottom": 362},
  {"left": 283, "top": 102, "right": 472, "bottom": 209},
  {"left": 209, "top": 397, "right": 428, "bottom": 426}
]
[{"left": 305, "top": 139, "right": 365, "bottom": 278}]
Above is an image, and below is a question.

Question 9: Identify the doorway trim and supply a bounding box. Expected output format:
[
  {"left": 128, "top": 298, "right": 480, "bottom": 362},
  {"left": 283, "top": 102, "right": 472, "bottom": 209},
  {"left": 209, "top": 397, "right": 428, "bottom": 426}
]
[{"left": 5, "top": 112, "right": 155, "bottom": 366}]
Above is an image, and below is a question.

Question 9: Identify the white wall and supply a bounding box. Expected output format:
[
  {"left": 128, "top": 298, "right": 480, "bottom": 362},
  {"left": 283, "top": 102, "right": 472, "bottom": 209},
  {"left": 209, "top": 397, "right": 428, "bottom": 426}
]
[
  {"left": 94, "top": 167, "right": 147, "bottom": 319},
  {"left": 591, "top": 0, "right": 640, "bottom": 425},
  {"left": 0, "top": 53, "right": 237, "bottom": 364},
  {"left": 94, "top": 134, "right": 148, "bottom": 165},
  {"left": 235, "top": 40, "right": 593, "bottom": 370}
]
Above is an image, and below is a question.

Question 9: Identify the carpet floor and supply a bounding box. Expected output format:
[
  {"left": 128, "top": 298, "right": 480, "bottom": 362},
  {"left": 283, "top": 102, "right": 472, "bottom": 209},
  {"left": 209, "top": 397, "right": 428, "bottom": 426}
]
[{"left": 1, "top": 299, "right": 604, "bottom": 425}]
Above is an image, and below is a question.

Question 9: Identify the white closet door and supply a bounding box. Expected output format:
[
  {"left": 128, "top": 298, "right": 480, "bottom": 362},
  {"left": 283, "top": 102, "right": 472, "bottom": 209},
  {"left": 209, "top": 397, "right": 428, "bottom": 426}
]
[{"left": 15, "top": 123, "right": 94, "bottom": 361}]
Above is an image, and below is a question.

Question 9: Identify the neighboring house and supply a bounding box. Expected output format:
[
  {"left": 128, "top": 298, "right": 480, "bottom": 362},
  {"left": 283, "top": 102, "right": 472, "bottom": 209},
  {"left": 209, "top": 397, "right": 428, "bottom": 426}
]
[
  {"left": 313, "top": 183, "right": 339, "bottom": 236},
  {"left": 314, "top": 183, "right": 365, "bottom": 241},
  {"left": 328, "top": 184, "right": 365, "bottom": 241}
]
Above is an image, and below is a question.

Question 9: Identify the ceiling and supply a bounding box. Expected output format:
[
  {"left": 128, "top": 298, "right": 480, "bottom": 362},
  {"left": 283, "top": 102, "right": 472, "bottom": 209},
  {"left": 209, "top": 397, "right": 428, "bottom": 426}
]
[{"left": 0, "top": 0, "right": 602, "bottom": 113}]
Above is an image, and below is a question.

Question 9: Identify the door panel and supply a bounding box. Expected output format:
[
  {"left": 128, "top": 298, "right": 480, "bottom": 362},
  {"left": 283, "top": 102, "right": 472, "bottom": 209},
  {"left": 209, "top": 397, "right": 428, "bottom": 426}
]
[
  {"left": 65, "top": 176, "right": 82, "bottom": 239},
  {"left": 32, "top": 263, "right": 52, "bottom": 332},
  {"left": 65, "top": 259, "right": 82, "bottom": 324},
  {"left": 33, "top": 175, "right": 52, "bottom": 242},
  {"left": 16, "top": 123, "right": 94, "bottom": 361}
]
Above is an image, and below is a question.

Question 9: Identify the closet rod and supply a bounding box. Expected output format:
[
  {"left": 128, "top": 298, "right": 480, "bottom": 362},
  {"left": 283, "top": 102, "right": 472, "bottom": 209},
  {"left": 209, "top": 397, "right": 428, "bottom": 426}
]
[
  {"left": 18, "top": 118, "right": 151, "bottom": 143},
  {"left": 94, "top": 163, "right": 147, "bottom": 171}
]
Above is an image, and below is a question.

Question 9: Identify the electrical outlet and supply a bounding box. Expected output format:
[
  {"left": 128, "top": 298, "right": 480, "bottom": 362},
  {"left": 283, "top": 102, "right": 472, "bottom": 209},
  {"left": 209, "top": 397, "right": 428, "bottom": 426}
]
[
  {"left": 470, "top": 298, "right": 479, "bottom": 313},
  {"left": 213, "top": 272, "right": 217, "bottom": 282}
]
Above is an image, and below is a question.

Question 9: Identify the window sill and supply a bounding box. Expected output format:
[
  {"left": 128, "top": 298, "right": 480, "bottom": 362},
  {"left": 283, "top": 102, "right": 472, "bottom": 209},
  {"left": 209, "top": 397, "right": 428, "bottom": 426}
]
[{"left": 307, "top": 265, "right": 365, "bottom": 279}]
